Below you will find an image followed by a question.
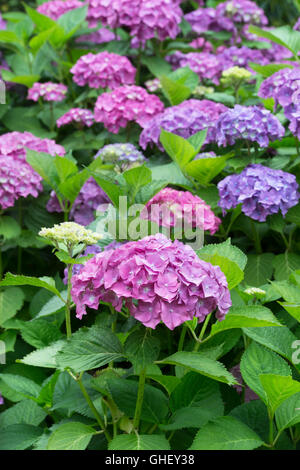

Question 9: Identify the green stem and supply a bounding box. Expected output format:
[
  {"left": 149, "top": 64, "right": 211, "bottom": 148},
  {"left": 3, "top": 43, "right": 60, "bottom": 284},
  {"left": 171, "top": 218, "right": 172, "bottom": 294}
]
[
  {"left": 0, "top": 247, "right": 2, "bottom": 281},
  {"left": 17, "top": 199, "right": 23, "bottom": 274},
  {"left": 178, "top": 325, "right": 187, "bottom": 351},
  {"left": 269, "top": 413, "right": 274, "bottom": 446},
  {"left": 136, "top": 46, "right": 142, "bottom": 85},
  {"left": 133, "top": 368, "right": 146, "bottom": 431},
  {"left": 193, "top": 313, "right": 212, "bottom": 352},
  {"left": 50, "top": 102, "right": 55, "bottom": 132},
  {"left": 77, "top": 374, "right": 111, "bottom": 442},
  {"left": 251, "top": 219, "right": 262, "bottom": 254},
  {"left": 65, "top": 264, "right": 72, "bottom": 339}
]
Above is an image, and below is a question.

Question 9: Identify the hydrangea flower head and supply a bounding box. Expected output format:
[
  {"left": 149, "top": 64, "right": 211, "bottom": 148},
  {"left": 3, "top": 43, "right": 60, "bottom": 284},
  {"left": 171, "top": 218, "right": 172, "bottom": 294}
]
[
  {"left": 142, "top": 188, "right": 221, "bottom": 235},
  {"left": 216, "top": 0, "right": 268, "bottom": 26},
  {"left": 221, "top": 66, "right": 252, "bottom": 86},
  {"left": 70, "top": 52, "right": 136, "bottom": 89},
  {"left": 57, "top": 108, "right": 94, "bottom": 128},
  {"left": 176, "top": 52, "right": 225, "bottom": 84},
  {"left": 39, "top": 222, "right": 102, "bottom": 246},
  {"left": 218, "top": 46, "right": 269, "bottom": 70},
  {"left": 76, "top": 29, "right": 118, "bottom": 45},
  {"left": 185, "top": 7, "right": 235, "bottom": 36},
  {"left": 94, "top": 85, "right": 164, "bottom": 133},
  {"left": 71, "top": 233, "right": 232, "bottom": 329},
  {"left": 218, "top": 164, "right": 300, "bottom": 222},
  {"left": 94, "top": 143, "right": 146, "bottom": 172},
  {"left": 215, "top": 105, "right": 285, "bottom": 148},
  {"left": 28, "top": 82, "right": 68, "bottom": 102},
  {"left": 0, "top": 155, "right": 43, "bottom": 210},
  {"left": 37, "top": 0, "right": 84, "bottom": 20},
  {"left": 0, "top": 132, "right": 65, "bottom": 162}
]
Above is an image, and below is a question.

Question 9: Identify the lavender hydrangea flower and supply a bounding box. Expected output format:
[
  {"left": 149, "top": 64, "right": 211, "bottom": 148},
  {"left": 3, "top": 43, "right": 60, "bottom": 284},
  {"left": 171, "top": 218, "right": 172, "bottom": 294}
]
[
  {"left": 70, "top": 52, "right": 136, "bottom": 89},
  {"left": 185, "top": 7, "right": 236, "bottom": 36},
  {"left": 175, "top": 52, "right": 225, "bottom": 85},
  {"left": 37, "top": 0, "right": 84, "bottom": 20},
  {"left": 215, "top": 105, "right": 285, "bottom": 148},
  {"left": 71, "top": 233, "right": 232, "bottom": 330},
  {"left": 140, "top": 99, "right": 227, "bottom": 150},
  {"left": 0, "top": 155, "right": 43, "bottom": 210},
  {"left": 47, "top": 178, "right": 111, "bottom": 226},
  {"left": 217, "top": 164, "right": 300, "bottom": 222},
  {"left": 217, "top": 46, "right": 269, "bottom": 70},
  {"left": 28, "top": 82, "right": 68, "bottom": 102},
  {"left": 94, "top": 143, "right": 146, "bottom": 172},
  {"left": 57, "top": 108, "right": 94, "bottom": 128}
]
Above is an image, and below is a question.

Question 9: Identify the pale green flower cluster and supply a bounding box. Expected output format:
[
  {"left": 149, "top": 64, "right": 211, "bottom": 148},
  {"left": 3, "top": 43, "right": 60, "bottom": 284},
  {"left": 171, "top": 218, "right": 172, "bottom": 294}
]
[
  {"left": 39, "top": 222, "right": 102, "bottom": 246},
  {"left": 221, "top": 67, "right": 252, "bottom": 87},
  {"left": 193, "top": 85, "right": 214, "bottom": 98}
]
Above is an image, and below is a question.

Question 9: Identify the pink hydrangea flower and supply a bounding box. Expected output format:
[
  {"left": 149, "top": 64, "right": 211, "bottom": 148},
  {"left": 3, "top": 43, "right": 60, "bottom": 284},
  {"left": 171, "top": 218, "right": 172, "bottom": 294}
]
[
  {"left": 94, "top": 85, "right": 164, "bottom": 133},
  {"left": 0, "top": 155, "right": 43, "bottom": 210},
  {"left": 70, "top": 52, "right": 136, "bottom": 89},
  {"left": 0, "top": 131, "right": 65, "bottom": 162},
  {"left": 141, "top": 188, "right": 221, "bottom": 235},
  {"left": 28, "top": 82, "right": 68, "bottom": 102},
  {"left": 76, "top": 29, "right": 119, "bottom": 45},
  {"left": 37, "top": 0, "right": 84, "bottom": 20},
  {"left": 71, "top": 233, "right": 231, "bottom": 329},
  {"left": 57, "top": 108, "right": 94, "bottom": 128}
]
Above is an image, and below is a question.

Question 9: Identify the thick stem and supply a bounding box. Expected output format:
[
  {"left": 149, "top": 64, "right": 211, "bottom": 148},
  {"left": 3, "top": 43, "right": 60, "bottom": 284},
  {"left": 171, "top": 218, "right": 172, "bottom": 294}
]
[
  {"left": 77, "top": 375, "right": 111, "bottom": 442},
  {"left": 178, "top": 325, "right": 187, "bottom": 352},
  {"left": 251, "top": 219, "right": 262, "bottom": 254},
  {"left": 65, "top": 264, "right": 72, "bottom": 339},
  {"left": 133, "top": 368, "right": 146, "bottom": 431},
  {"left": 136, "top": 46, "right": 142, "bottom": 85},
  {"left": 193, "top": 313, "right": 212, "bottom": 352},
  {"left": 17, "top": 199, "right": 23, "bottom": 274}
]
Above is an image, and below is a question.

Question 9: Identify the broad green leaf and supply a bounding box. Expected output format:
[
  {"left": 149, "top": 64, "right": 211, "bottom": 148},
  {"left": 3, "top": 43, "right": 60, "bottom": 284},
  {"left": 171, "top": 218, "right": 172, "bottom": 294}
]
[
  {"left": 230, "top": 400, "right": 269, "bottom": 442},
  {"left": 26, "top": 150, "right": 59, "bottom": 190},
  {"left": 0, "top": 70, "right": 40, "bottom": 87},
  {"left": 47, "top": 422, "right": 96, "bottom": 450},
  {"left": 57, "top": 6, "right": 88, "bottom": 34},
  {"left": 108, "top": 434, "right": 170, "bottom": 451},
  {"left": 24, "top": 4, "right": 57, "bottom": 31},
  {"left": 56, "top": 326, "right": 124, "bottom": 372},
  {"left": 124, "top": 329, "right": 160, "bottom": 373},
  {"left": 20, "top": 340, "right": 66, "bottom": 369},
  {"left": 36, "top": 291, "right": 67, "bottom": 319},
  {"left": 185, "top": 155, "right": 229, "bottom": 185},
  {"left": 260, "top": 374, "right": 300, "bottom": 416},
  {"left": 160, "top": 74, "right": 192, "bottom": 105},
  {"left": 159, "top": 352, "right": 237, "bottom": 385},
  {"left": 197, "top": 239, "right": 247, "bottom": 271},
  {"left": 240, "top": 342, "right": 291, "bottom": 402},
  {"left": 249, "top": 62, "right": 293, "bottom": 78},
  {"left": 38, "top": 371, "right": 60, "bottom": 407},
  {"left": 190, "top": 416, "right": 263, "bottom": 450},
  {"left": 273, "top": 253, "right": 300, "bottom": 281},
  {"left": 275, "top": 392, "right": 300, "bottom": 432},
  {"left": 20, "top": 319, "right": 62, "bottom": 349},
  {"left": 0, "top": 273, "right": 63, "bottom": 300},
  {"left": 146, "top": 375, "right": 180, "bottom": 396},
  {"left": 0, "top": 374, "right": 41, "bottom": 400},
  {"left": 0, "top": 216, "right": 21, "bottom": 240},
  {"left": 278, "top": 302, "right": 300, "bottom": 322},
  {"left": 0, "top": 424, "right": 43, "bottom": 450},
  {"left": 160, "top": 129, "right": 197, "bottom": 168},
  {"left": 286, "top": 204, "right": 300, "bottom": 225},
  {"left": 141, "top": 56, "right": 172, "bottom": 78},
  {"left": 248, "top": 25, "right": 300, "bottom": 56},
  {"left": 244, "top": 253, "right": 275, "bottom": 287},
  {"left": 197, "top": 252, "right": 243, "bottom": 289},
  {"left": 123, "top": 165, "right": 152, "bottom": 201},
  {"left": 0, "top": 400, "right": 46, "bottom": 428},
  {"left": 0, "top": 287, "right": 25, "bottom": 326},
  {"left": 91, "top": 171, "right": 124, "bottom": 208},
  {"left": 187, "top": 129, "right": 208, "bottom": 153}
]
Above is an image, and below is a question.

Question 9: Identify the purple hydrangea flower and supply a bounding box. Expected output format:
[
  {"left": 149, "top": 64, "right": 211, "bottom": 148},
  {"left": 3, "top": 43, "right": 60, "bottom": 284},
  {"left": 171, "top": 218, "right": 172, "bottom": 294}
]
[
  {"left": 189, "top": 37, "right": 213, "bottom": 52},
  {"left": 37, "top": 0, "right": 84, "bottom": 20},
  {"left": 294, "top": 18, "right": 300, "bottom": 30},
  {"left": 217, "top": 45, "right": 269, "bottom": 70},
  {"left": 94, "top": 85, "right": 165, "bottom": 133},
  {"left": 185, "top": 7, "right": 236, "bottom": 36},
  {"left": 140, "top": 99, "right": 227, "bottom": 150},
  {"left": 70, "top": 52, "right": 136, "bottom": 89},
  {"left": 47, "top": 178, "right": 111, "bottom": 226},
  {"left": 216, "top": 0, "right": 268, "bottom": 27},
  {"left": 57, "top": 108, "right": 94, "bottom": 128},
  {"left": 230, "top": 364, "right": 259, "bottom": 402},
  {"left": 71, "top": 233, "right": 232, "bottom": 329},
  {"left": 0, "top": 155, "right": 43, "bottom": 210},
  {"left": 215, "top": 105, "right": 285, "bottom": 148},
  {"left": 0, "top": 393, "right": 3, "bottom": 405},
  {"left": 175, "top": 52, "right": 225, "bottom": 85},
  {"left": 194, "top": 151, "right": 217, "bottom": 160},
  {"left": 28, "top": 82, "right": 68, "bottom": 102},
  {"left": 94, "top": 143, "right": 146, "bottom": 171},
  {"left": 76, "top": 28, "right": 118, "bottom": 44},
  {"left": 0, "top": 14, "right": 6, "bottom": 30},
  {"left": 217, "top": 164, "right": 300, "bottom": 222}
]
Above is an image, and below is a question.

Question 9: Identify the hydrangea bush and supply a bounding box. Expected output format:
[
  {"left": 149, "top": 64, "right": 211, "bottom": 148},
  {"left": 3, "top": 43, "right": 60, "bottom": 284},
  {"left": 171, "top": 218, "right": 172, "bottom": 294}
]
[{"left": 0, "top": 0, "right": 299, "bottom": 454}]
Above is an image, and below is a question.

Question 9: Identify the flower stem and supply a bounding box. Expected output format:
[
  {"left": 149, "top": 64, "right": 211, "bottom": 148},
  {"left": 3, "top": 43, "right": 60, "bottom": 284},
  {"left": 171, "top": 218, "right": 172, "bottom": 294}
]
[
  {"left": 178, "top": 325, "right": 187, "bottom": 351},
  {"left": 77, "top": 374, "right": 111, "bottom": 442},
  {"left": 251, "top": 219, "right": 262, "bottom": 254},
  {"left": 193, "top": 313, "right": 212, "bottom": 352},
  {"left": 65, "top": 264, "right": 72, "bottom": 339},
  {"left": 17, "top": 199, "right": 23, "bottom": 274},
  {"left": 133, "top": 368, "right": 146, "bottom": 431}
]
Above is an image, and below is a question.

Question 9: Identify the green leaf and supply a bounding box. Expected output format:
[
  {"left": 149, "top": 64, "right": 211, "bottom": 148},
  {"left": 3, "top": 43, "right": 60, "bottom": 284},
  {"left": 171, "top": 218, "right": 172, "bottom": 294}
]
[
  {"left": 197, "top": 239, "right": 247, "bottom": 271},
  {"left": 108, "top": 434, "right": 170, "bottom": 451},
  {"left": 26, "top": 150, "right": 59, "bottom": 190},
  {"left": 47, "top": 422, "right": 96, "bottom": 450},
  {"left": 249, "top": 62, "right": 293, "bottom": 78},
  {"left": 124, "top": 329, "right": 160, "bottom": 373},
  {"left": 187, "top": 129, "right": 208, "bottom": 153},
  {"left": 0, "top": 400, "right": 46, "bottom": 428},
  {"left": 160, "top": 129, "right": 197, "bottom": 168},
  {"left": 23, "top": 4, "right": 57, "bottom": 32},
  {"left": 141, "top": 56, "right": 172, "bottom": 78},
  {"left": 248, "top": 25, "right": 300, "bottom": 57},
  {"left": 36, "top": 291, "right": 67, "bottom": 319},
  {"left": 189, "top": 416, "right": 263, "bottom": 450},
  {"left": 20, "top": 340, "right": 66, "bottom": 369},
  {"left": 240, "top": 342, "right": 291, "bottom": 403},
  {"left": 0, "top": 70, "right": 40, "bottom": 87},
  {"left": 160, "top": 74, "right": 192, "bottom": 105},
  {"left": 230, "top": 401, "right": 269, "bottom": 442},
  {"left": 146, "top": 375, "right": 180, "bottom": 395},
  {"left": 91, "top": 171, "right": 124, "bottom": 208},
  {"left": 20, "top": 319, "right": 62, "bottom": 349},
  {"left": 56, "top": 326, "right": 124, "bottom": 373},
  {"left": 0, "top": 374, "right": 41, "bottom": 400},
  {"left": 197, "top": 253, "right": 243, "bottom": 289},
  {"left": 57, "top": 6, "right": 88, "bottom": 34},
  {"left": 185, "top": 155, "right": 229, "bottom": 185},
  {"left": 0, "top": 424, "right": 43, "bottom": 450},
  {"left": 0, "top": 216, "right": 21, "bottom": 240},
  {"left": 260, "top": 374, "right": 300, "bottom": 416},
  {"left": 0, "top": 287, "right": 25, "bottom": 326},
  {"left": 286, "top": 204, "right": 300, "bottom": 226},
  {"left": 0, "top": 273, "right": 63, "bottom": 299},
  {"left": 244, "top": 253, "right": 275, "bottom": 287},
  {"left": 159, "top": 352, "right": 237, "bottom": 385},
  {"left": 275, "top": 392, "right": 300, "bottom": 432},
  {"left": 123, "top": 165, "right": 152, "bottom": 199},
  {"left": 273, "top": 253, "right": 300, "bottom": 281}
]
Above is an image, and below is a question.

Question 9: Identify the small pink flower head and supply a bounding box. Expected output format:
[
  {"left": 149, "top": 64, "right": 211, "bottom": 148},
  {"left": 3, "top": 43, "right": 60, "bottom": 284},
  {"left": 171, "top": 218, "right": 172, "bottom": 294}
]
[
  {"left": 94, "top": 85, "right": 164, "bottom": 133},
  {"left": 142, "top": 188, "right": 221, "bottom": 235},
  {"left": 37, "top": 0, "right": 84, "bottom": 20},
  {"left": 28, "top": 82, "right": 68, "bottom": 102},
  {"left": 70, "top": 52, "right": 136, "bottom": 89},
  {"left": 71, "top": 233, "right": 231, "bottom": 330},
  {"left": 57, "top": 108, "right": 94, "bottom": 128}
]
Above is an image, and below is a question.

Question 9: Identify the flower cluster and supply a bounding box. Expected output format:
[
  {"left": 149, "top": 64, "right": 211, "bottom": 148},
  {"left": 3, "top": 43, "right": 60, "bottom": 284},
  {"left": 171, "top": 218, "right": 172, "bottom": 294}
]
[
  {"left": 221, "top": 66, "right": 252, "bottom": 87},
  {"left": 71, "top": 233, "right": 232, "bottom": 329},
  {"left": 185, "top": 7, "right": 235, "bottom": 36},
  {"left": 76, "top": 29, "right": 118, "bottom": 45},
  {"left": 0, "top": 155, "right": 43, "bottom": 210},
  {"left": 0, "top": 131, "right": 66, "bottom": 162},
  {"left": 141, "top": 188, "right": 221, "bottom": 235},
  {"left": 37, "top": 0, "right": 84, "bottom": 20},
  {"left": 176, "top": 52, "right": 225, "bottom": 84},
  {"left": 39, "top": 222, "right": 102, "bottom": 246},
  {"left": 94, "top": 143, "right": 146, "bottom": 172},
  {"left": 218, "top": 46, "right": 268, "bottom": 70},
  {"left": 140, "top": 99, "right": 227, "bottom": 150},
  {"left": 87, "top": 0, "right": 183, "bottom": 45},
  {"left": 189, "top": 37, "right": 213, "bottom": 52},
  {"left": 47, "top": 178, "right": 110, "bottom": 226},
  {"left": 70, "top": 52, "right": 136, "bottom": 89},
  {"left": 28, "top": 82, "right": 68, "bottom": 102},
  {"left": 145, "top": 78, "right": 162, "bottom": 93},
  {"left": 57, "top": 108, "right": 94, "bottom": 128},
  {"left": 94, "top": 85, "right": 164, "bottom": 133},
  {"left": 217, "top": 0, "right": 268, "bottom": 26},
  {"left": 215, "top": 105, "right": 285, "bottom": 148},
  {"left": 217, "top": 164, "right": 300, "bottom": 222}
]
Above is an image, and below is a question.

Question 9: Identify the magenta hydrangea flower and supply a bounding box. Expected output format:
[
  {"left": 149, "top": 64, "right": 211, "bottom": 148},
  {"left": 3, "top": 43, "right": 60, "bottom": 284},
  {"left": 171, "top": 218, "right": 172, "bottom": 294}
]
[
  {"left": 37, "top": 0, "right": 84, "bottom": 20},
  {"left": 70, "top": 52, "right": 136, "bottom": 89},
  {"left": 76, "top": 29, "right": 118, "bottom": 45},
  {"left": 0, "top": 155, "right": 43, "bottom": 210},
  {"left": 71, "top": 233, "right": 232, "bottom": 329},
  {"left": 0, "top": 14, "right": 6, "bottom": 30},
  {"left": 0, "top": 131, "right": 65, "bottom": 162},
  {"left": 294, "top": 18, "right": 300, "bottom": 30},
  {"left": 217, "top": 164, "right": 300, "bottom": 222},
  {"left": 189, "top": 37, "right": 213, "bottom": 52},
  {"left": 94, "top": 85, "right": 164, "bottom": 133},
  {"left": 47, "top": 177, "right": 110, "bottom": 226},
  {"left": 57, "top": 108, "right": 94, "bottom": 128},
  {"left": 28, "top": 82, "right": 67, "bottom": 102},
  {"left": 141, "top": 188, "right": 221, "bottom": 235},
  {"left": 0, "top": 393, "right": 3, "bottom": 405},
  {"left": 215, "top": 105, "right": 285, "bottom": 148},
  {"left": 140, "top": 99, "right": 227, "bottom": 150}
]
